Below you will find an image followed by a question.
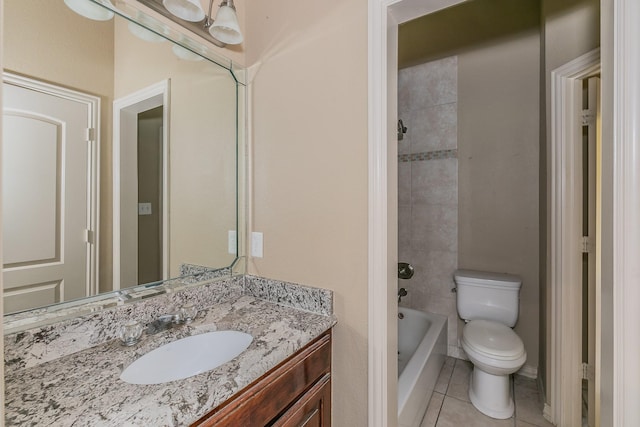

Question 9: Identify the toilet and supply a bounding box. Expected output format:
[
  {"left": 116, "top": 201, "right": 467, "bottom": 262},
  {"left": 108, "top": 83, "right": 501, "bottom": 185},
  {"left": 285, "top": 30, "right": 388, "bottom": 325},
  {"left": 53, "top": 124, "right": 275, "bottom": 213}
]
[{"left": 454, "top": 269, "right": 527, "bottom": 419}]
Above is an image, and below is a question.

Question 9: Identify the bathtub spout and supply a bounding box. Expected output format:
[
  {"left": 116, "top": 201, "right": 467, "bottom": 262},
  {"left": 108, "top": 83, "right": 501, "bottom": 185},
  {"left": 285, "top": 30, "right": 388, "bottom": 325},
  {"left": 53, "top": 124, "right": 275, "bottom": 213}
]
[{"left": 398, "top": 287, "right": 408, "bottom": 303}]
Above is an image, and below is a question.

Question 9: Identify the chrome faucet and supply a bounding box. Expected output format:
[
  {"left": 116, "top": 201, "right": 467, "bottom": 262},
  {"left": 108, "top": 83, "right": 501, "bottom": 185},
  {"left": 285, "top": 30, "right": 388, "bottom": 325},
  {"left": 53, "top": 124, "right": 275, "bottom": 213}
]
[
  {"left": 146, "top": 312, "right": 182, "bottom": 335},
  {"left": 398, "top": 287, "right": 408, "bottom": 303}
]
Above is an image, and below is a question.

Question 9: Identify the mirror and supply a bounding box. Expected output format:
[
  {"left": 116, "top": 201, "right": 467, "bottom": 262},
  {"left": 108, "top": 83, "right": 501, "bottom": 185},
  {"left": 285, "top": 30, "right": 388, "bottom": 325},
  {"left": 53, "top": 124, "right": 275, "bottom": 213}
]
[{"left": 2, "top": 0, "right": 244, "bottom": 317}]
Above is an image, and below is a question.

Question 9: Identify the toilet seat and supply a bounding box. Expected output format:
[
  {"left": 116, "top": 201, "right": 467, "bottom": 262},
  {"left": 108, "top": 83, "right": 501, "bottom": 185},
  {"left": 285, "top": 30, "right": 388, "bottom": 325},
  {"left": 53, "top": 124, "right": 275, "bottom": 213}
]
[{"left": 462, "top": 320, "right": 525, "bottom": 361}]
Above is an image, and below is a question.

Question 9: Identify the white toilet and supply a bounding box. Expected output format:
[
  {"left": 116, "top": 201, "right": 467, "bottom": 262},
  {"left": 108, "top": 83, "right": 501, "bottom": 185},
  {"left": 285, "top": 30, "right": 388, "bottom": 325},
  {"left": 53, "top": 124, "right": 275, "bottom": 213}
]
[{"left": 454, "top": 269, "right": 527, "bottom": 419}]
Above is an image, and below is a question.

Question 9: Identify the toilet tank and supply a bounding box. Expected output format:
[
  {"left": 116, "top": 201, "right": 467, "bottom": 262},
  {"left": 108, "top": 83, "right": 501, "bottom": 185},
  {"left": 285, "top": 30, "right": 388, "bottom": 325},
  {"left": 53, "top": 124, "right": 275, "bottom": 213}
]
[{"left": 454, "top": 269, "right": 522, "bottom": 327}]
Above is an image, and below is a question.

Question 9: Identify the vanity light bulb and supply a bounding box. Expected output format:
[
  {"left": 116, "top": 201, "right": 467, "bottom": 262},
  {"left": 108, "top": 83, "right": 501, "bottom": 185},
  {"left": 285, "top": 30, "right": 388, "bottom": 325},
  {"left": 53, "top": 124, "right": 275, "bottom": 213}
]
[
  {"left": 209, "top": 5, "right": 243, "bottom": 45},
  {"left": 64, "top": 0, "right": 115, "bottom": 21},
  {"left": 163, "top": 0, "right": 206, "bottom": 22}
]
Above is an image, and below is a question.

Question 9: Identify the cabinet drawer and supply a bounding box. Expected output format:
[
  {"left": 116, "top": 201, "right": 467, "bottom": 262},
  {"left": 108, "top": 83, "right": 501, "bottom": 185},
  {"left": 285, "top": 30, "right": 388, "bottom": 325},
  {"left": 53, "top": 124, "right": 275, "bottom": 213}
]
[
  {"left": 271, "top": 373, "right": 331, "bottom": 427},
  {"left": 193, "top": 330, "right": 331, "bottom": 427}
]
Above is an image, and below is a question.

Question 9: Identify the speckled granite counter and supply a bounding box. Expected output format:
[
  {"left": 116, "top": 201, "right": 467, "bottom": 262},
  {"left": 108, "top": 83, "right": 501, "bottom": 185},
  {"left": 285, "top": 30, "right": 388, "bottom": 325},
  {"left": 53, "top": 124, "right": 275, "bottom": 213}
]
[{"left": 4, "top": 276, "right": 336, "bottom": 426}]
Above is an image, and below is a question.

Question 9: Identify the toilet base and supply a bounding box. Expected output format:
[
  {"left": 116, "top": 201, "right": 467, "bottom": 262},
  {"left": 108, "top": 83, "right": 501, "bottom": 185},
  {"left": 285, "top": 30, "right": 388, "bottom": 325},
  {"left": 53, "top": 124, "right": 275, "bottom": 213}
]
[{"left": 468, "top": 366, "right": 514, "bottom": 419}]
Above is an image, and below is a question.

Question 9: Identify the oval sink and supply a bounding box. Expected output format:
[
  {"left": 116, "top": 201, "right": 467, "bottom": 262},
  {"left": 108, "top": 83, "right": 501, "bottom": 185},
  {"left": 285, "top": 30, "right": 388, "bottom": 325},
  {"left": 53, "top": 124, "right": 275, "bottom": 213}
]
[{"left": 120, "top": 331, "right": 253, "bottom": 385}]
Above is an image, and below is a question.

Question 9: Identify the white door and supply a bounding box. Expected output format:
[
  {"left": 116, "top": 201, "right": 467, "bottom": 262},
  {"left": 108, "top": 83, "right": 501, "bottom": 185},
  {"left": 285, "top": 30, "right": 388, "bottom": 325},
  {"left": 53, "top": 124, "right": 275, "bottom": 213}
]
[{"left": 2, "top": 75, "right": 98, "bottom": 313}]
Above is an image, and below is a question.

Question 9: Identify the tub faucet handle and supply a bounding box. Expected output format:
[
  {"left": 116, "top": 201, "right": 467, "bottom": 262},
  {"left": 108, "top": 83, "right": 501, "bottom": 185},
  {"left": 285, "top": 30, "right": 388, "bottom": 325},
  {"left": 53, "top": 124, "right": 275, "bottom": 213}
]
[{"left": 398, "top": 287, "right": 408, "bottom": 303}]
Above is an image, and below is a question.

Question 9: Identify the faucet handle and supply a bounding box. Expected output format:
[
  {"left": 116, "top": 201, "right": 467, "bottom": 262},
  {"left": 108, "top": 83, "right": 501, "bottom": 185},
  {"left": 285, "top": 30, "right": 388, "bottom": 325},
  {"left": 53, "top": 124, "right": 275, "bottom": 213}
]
[
  {"left": 157, "top": 313, "right": 180, "bottom": 324},
  {"left": 119, "top": 320, "right": 143, "bottom": 346},
  {"left": 179, "top": 303, "right": 198, "bottom": 323},
  {"left": 398, "top": 287, "right": 408, "bottom": 303}
]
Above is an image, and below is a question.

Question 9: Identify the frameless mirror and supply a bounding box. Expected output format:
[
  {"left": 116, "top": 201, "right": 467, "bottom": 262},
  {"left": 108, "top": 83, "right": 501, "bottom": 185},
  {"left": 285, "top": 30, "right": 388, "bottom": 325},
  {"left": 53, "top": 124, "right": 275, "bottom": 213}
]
[{"left": 2, "top": 0, "right": 244, "bottom": 318}]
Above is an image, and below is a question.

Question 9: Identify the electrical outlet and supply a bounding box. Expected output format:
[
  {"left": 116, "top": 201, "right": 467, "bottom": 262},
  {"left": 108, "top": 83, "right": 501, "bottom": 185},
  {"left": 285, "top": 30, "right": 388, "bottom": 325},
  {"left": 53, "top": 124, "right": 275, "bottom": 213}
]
[
  {"left": 228, "top": 230, "right": 237, "bottom": 255},
  {"left": 251, "top": 232, "right": 263, "bottom": 258},
  {"left": 138, "top": 202, "right": 152, "bottom": 215}
]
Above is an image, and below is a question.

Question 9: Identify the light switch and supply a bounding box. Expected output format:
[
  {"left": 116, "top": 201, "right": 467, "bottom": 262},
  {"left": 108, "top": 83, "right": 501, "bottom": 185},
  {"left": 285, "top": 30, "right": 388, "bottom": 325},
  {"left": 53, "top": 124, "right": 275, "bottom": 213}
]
[
  {"left": 228, "top": 230, "right": 237, "bottom": 255},
  {"left": 138, "top": 202, "right": 152, "bottom": 215},
  {"left": 251, "top": 232, "right": 263, "bottom": 258}
]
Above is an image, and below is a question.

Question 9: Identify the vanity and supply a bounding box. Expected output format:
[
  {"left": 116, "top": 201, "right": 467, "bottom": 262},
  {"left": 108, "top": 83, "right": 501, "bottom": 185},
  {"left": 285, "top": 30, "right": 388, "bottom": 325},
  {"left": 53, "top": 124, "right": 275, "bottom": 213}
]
[
  {"left": 1, "top": 1, "right": 337, "bottom": 425},
  {"left": 4, "top": 275, "right": 336, "bottom": 426},
  {"left": 195, "top": 330, "right": 332, "bottom": 426}
]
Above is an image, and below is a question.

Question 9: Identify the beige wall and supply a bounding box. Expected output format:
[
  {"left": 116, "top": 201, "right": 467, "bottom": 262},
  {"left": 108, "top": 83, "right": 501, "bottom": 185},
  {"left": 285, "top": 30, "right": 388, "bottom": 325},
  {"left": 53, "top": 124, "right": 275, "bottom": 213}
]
[
  {"left": 457, "top": 30, "right": 541, "bottom": 371},
  {"left": 541, "top": 0, "right": 600, "bottom": 401},
  {"left": 3, "top": 0, "right": 115, "bottom": 95},
  {"left": 245, "top": 0, "right": 369, "bottom": 425}
]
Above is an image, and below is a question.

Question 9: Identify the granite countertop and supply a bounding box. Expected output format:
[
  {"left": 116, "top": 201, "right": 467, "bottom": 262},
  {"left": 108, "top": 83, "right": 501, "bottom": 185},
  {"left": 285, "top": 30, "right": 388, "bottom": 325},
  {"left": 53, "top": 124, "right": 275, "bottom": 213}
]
[{"left": 4, "top": 278, "right": 336, "bottom": 426}]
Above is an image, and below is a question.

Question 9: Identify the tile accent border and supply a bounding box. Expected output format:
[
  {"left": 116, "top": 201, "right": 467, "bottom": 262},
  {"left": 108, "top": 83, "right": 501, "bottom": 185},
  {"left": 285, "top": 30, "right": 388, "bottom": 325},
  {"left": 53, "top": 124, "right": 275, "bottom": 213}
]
[{"left": 398, "top": 149, "right": 458, "bottom": 163}]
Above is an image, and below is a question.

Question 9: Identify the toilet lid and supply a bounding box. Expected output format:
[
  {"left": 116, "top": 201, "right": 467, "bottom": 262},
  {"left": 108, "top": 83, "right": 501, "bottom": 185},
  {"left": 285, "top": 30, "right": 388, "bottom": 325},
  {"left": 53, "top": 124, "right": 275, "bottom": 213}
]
[{"left": 462, "top": 320, "right": 525, "bottom": 359}]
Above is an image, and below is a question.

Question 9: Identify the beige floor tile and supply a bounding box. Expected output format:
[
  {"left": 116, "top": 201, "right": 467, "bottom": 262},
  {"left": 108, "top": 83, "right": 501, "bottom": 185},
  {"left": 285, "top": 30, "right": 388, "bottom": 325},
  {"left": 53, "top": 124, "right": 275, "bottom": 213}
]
[
  {"left": 421, "top": 392, "right": 445, "bottom": 427},
  {"left": 445, "top": 359, "right": 472, "bottom": 402},
  {"left": 514, "top": 375, "right": 554, "bottom": 427},
  {"left": 434, "top": 357, "right": 455, "bottom": 394},
  {"left": 515, "top": 420, "right": 538, "bottom": 427},
  {"left": 435, "top": 396, "right": 513, "bottom": 427}
]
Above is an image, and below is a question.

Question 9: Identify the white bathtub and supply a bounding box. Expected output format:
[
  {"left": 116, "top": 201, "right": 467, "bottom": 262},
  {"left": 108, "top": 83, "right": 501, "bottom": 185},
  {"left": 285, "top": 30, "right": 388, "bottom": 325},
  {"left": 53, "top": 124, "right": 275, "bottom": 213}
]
[{"left": 398, "top": 307, "right": 447, "bottom": 427}]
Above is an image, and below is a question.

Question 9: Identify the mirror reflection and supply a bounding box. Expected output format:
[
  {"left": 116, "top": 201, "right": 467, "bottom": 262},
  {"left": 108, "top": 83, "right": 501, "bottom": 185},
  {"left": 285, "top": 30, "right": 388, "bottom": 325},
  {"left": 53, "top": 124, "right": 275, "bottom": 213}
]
[{"left": 2, "top": 0, "right": 240, "bottom": 315}]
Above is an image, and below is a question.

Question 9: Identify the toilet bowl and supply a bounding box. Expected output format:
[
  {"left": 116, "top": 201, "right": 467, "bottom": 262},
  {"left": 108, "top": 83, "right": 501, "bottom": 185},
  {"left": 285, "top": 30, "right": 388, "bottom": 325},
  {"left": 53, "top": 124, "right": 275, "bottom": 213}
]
[
  {"left": 461, "top": 319, "right": 526, "bottom": 419},
  {"left": 454, "top": 269, "right": 527, "bottom": 419}
]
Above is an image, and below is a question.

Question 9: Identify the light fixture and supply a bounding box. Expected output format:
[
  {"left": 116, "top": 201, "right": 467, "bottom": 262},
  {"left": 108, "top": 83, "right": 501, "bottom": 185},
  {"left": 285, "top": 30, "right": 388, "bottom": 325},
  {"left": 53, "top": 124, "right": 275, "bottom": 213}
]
[
  {"left": 64, "top": 0, "right": 115, "bottom": 21},
  {"left": 128, "top": 12, "right": 170, "bottom": 43},
  {"left": 151, "top": 0, "right": 243, "bottom": 47},
  {"left": 162, "top": 0, "right": 205, "bottom": 22},
  {"left": 135, "top": 0, "right": 243, "bottom": 47},
  {"left": 128, "top": 21, "right": 167, "bottom": 43},
  {"left": 207, "top": 0, "right": 243, "bottom": 45}
]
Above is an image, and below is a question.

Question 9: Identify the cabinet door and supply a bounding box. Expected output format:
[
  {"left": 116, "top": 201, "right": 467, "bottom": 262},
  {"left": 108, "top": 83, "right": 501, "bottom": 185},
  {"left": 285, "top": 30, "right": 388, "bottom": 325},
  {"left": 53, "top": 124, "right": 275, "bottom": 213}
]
[
  {"left": 192, "top": 332, "right": 331, "bottom": 427},
  {"left": 272, "top": 374, "right": 331, "bottom": 427}
]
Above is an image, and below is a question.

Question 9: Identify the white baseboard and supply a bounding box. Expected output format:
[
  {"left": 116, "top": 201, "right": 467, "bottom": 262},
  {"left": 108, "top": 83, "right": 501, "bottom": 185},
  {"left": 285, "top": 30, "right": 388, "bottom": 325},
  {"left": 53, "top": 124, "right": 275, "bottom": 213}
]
[
  {"left": 543, "top": 403, "right": 554, "bottom": 425},
  {"left": 447, "top": 345, "right": 466, "bottom": 360},
  {"left": 537, "top": 374, "right": 546, "bottom": 404},
  {"left": 537, "top": 374, "right": 556, "bottom": 425},
  {"left": 449, "top": 351, "right": 538, "bottom": 381},
  {"left": 516, "top": 364, "right": 538, "bottom": 379}
]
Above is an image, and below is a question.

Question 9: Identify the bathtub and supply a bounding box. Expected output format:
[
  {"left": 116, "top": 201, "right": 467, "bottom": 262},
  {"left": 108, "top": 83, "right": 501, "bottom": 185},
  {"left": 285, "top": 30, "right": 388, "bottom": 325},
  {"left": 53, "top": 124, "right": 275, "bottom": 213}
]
[{"left": 398, "top": 307, "right": 447, "bottom": 427}]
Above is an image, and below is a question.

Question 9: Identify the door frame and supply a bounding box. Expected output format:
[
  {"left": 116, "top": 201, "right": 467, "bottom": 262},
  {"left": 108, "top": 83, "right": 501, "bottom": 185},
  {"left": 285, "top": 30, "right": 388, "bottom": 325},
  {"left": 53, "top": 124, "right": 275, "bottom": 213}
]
[
  {"left": 368, "top": 0, "right": 640, "bottom": 426},
  {"left": 112, "top": 80, "right": 170, "bottom": 290},
  {"left": 367, "top": 0, "right": 466, "bottom": 425},
  {"left": 2, "top": 71, "right": 100, "bottom": 299},
  {"left": 548, "top": 48, "right": 600, "bottom": 426},
  {"left": 609, "top": 1, "right": 640, "bottom": 424}
]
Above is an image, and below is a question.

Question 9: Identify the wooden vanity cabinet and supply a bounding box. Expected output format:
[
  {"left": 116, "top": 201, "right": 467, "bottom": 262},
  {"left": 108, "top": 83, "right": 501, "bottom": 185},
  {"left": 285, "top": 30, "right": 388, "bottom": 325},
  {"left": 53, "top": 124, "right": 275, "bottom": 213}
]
[{"left": 192, "top": 330, "right": 332, "bottom": 427}]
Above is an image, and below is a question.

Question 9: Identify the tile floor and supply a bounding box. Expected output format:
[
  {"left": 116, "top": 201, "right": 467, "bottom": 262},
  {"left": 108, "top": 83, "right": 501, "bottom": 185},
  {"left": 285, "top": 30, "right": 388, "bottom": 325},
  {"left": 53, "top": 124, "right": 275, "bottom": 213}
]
[{"left": 420, "top": 357, "right": 555, "bottom": 427}]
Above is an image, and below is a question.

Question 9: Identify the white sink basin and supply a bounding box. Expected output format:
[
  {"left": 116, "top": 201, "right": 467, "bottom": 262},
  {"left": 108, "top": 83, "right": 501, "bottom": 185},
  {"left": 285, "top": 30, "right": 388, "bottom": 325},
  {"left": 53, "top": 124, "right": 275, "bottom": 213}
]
[{"left": 120, "top": 331, "right": 253, "bottom": 385}]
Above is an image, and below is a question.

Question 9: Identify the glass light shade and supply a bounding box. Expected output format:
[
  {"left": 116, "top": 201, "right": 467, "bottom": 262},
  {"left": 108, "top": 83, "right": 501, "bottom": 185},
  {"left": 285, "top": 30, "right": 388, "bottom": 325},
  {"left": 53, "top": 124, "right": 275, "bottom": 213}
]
[
  {"left": 64, "top": 0, "right": 114, "bottom": 21},
  {"left": 162, "top": 0, "right": 206, "bottom": 22},
  {"left": 209, "top": 5, "right": 243, "bottom": 45},
  {"left": 128, "top": 21, "right": 167, "bottom": 43},
  {"left": 172, "top": 44, "right": 204, "bottom": 61}
]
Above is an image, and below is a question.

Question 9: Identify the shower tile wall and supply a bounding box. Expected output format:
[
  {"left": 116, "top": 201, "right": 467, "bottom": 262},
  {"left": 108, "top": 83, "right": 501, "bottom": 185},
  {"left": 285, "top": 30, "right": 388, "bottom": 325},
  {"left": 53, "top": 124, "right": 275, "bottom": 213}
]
[{"left": 398, "top": 56, "right": 462, "bottom": 358}]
